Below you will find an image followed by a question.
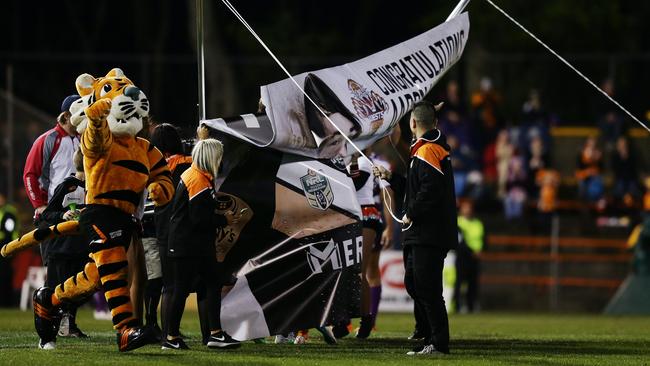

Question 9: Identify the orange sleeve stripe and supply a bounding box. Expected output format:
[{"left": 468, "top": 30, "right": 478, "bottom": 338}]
[
  {"left": 181, "top": 168, "right": 212, "bottom": 200},
  {"left": 415, "top": 144, "right": 448, "bottom": 175}
]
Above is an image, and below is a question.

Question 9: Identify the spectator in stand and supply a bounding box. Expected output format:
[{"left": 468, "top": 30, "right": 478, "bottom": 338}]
[
  {"left": 439, "top": 109, "right": 472, "bottom": 151},
  {"left": 534, "top": 169, "right": 560, "bottom": 233},
  {"left": 520, "top": 89, "right": 552, "bottom": 152},
  {"left": 525, "top": 136, "right": 550, "bottom": 199},
  {"left": 454, "top": 200, "right": 483, "bottom": 313},
  {"left": 611, "top": 136, "right": 639, "bottom": 206},
  {"left": 482, "top": 139, "right": 497, "bottom": 185},
  {"left": 494, "top": 130, "right": 514, "bottom": 199},
  {"left": 504, "top": 152, "right": 527, "bottom": 220},
  {"left": 463, "top": 171, "right": 489, "bottom": 203},
  {"left": 439, "top": 80, "right": 472, "bottom": 149},
  {"left": 596, "top": 79, "right": 625, "bottom": 152},
  {"left": 575, "top": 136, "right": 604, "bottom": 203},
  {"left": 443, "top": 80, "right": 467, "bottom": 115},
  {"left": 447, "top": 135, "right": 476, "bottom": 197},
  {"left": 471, "top": 77, "right": 503, "bottom": 151}
]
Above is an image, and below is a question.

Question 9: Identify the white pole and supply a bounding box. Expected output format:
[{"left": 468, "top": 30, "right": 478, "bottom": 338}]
[
  {"left": 196, "top": 0, "right": 206, "bottom": 123},
  {"left": 447, "top": 0, "right": 471, "bottom": 21}
]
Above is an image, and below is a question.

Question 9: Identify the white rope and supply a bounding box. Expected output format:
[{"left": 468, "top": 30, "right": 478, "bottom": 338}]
[
  {"left": 220, "top": 0, "right": 407, "bottom": 225},
  {"left": 484, "top": 0, "right": 650, "bottom": 134}
]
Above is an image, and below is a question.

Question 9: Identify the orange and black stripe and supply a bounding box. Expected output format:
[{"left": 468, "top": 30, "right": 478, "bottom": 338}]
[
  {"left": 413, "top": 143, "right": 449, "bottom": 176},
  {"left": 82, "top": 132, "right": 174, "bottom": 214}
]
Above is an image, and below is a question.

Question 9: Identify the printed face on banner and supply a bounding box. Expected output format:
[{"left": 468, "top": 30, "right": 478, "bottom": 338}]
[{"left": 300, "top": 169, "right": 334, "bottom": 210}]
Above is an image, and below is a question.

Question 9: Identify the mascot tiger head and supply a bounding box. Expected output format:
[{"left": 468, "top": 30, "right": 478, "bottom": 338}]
[{"left": 69, "top": 68, "right": 149, "bottom": 136}]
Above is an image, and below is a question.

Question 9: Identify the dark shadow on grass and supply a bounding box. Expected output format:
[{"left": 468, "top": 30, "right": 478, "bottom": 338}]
[
  {"left": 266, "top": 337, "right": 650, "bottom": 358},
  {"left": 453, "top": 338, "right": 650, "bottom": 357}
]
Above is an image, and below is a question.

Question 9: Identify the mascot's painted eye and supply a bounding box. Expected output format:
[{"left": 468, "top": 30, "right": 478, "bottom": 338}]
[{"left": 100, "top": 84, "right": 112, "bottom": 97}]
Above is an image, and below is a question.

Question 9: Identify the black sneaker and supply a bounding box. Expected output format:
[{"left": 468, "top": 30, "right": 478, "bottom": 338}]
[
  {"left": 355, "top": 315, "right": 373, "bottom": 339},
  {"left": 161, "top": 337, "right": 190, "bottom": 350},
  {"left": 33, "top": 287, "right": 59, "bottom": 349},
  {"left": 407, "top": 329, "right": 428, "bottom": 341},
  {"left": 117, "top": 327, "right": 149, "bottom": 352},
  {"left": 67, "top": 324, "right": 89, "bottom": 338},
  {"left": 332, "top": 321, "right": 350, "bottom": 339},
  {"left": 207, "top": 331, "right": 241, "bottom": 349}
]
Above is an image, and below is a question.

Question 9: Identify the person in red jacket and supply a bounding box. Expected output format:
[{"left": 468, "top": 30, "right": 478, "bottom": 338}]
[
  {"left": 23, "top": 95, "right": 81, "bottom": 219},
  {"left": 22, "top": 95, "right": 83, "bottom": 337}
]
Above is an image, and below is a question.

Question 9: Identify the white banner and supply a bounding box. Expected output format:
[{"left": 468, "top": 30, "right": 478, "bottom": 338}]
[{"left": 205, "top": 13, "right": 469, "bottom": 159}]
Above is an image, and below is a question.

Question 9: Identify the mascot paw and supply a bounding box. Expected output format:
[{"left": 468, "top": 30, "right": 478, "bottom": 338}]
[
  {"left": 85, "top": 98, "right": 112, "bottom": 121},
  {"left": 147, "top": 182, "right": 165, "bottom": 205}
]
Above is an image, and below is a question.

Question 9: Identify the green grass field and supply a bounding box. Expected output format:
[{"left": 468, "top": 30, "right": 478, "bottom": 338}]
[{"left": 1, "top": 309, "right": 649, "bottom": 365}]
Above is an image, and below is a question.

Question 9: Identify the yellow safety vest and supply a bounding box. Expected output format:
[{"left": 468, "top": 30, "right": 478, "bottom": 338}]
[{"left": 457, "top": 216, "right": 484, "bottom": 253}]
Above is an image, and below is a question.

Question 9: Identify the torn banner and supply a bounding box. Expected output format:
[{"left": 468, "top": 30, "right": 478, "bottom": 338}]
[
  {"left": 204, "top": 13, "right": 469, "bottom": 159},
  {"left": 212, "top": 134, "right": 362, "bottom": 340}
]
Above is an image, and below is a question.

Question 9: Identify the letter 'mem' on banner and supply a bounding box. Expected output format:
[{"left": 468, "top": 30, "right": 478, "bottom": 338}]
[{"left": 204, "top": 13, "right": 469, "bottom": 159}]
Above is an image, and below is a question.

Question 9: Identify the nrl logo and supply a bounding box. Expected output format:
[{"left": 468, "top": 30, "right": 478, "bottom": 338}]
[
  {"left": 300, "top": 169, "right": 334, "bottom": 210},
  {"left": 348, "top": 79, "right": 388, "bottom": 133}
]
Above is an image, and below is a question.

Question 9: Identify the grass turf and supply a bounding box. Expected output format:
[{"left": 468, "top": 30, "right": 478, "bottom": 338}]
[{"left": 1, "top": 309, "right": 649, "bottom": 365}]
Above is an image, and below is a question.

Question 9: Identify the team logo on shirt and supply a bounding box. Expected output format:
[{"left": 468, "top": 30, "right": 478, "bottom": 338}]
[
  {"left": 300, "top": 169, "right": 334, "bottom": 210},
  {"left": 329, "top": 155, "right": 347, "bottom": 171},
  {"left": 348, "top": 79, "right": 388, "bottom": 133}
]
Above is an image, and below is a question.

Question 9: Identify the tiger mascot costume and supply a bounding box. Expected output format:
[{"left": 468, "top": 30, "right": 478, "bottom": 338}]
[{"left": 33, "top": 68, "right": 174, "bottom": 352}]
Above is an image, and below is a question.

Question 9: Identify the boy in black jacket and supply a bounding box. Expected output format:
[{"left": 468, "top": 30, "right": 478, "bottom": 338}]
[
  {"left": 377, "top": 101, "right": 457, "bottom": 356},
  {"left": 38, "top": 149, "right": 89, "bottom": 338}
]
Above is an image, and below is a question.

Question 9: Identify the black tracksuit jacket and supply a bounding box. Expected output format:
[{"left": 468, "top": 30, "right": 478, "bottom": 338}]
[
  {"left": 167, "top": 165, "right": 227, "bottom": 258},
  {"left": 403, "top": 129, "right": 458, "bottom": 251}
]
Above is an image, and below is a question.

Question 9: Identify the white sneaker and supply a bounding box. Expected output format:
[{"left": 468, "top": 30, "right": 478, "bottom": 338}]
[
  {"left": 58, "top": 313, "right": 70, "bottom": 336},
  {"left": 38, "top": 341, "right": 56, "bottom": 350},
  {"left": 406, "top": 344, "right": 440, "bottom": 355},
  {"left": 274, "top": 332, "right": 296, "bottom": 344}
]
